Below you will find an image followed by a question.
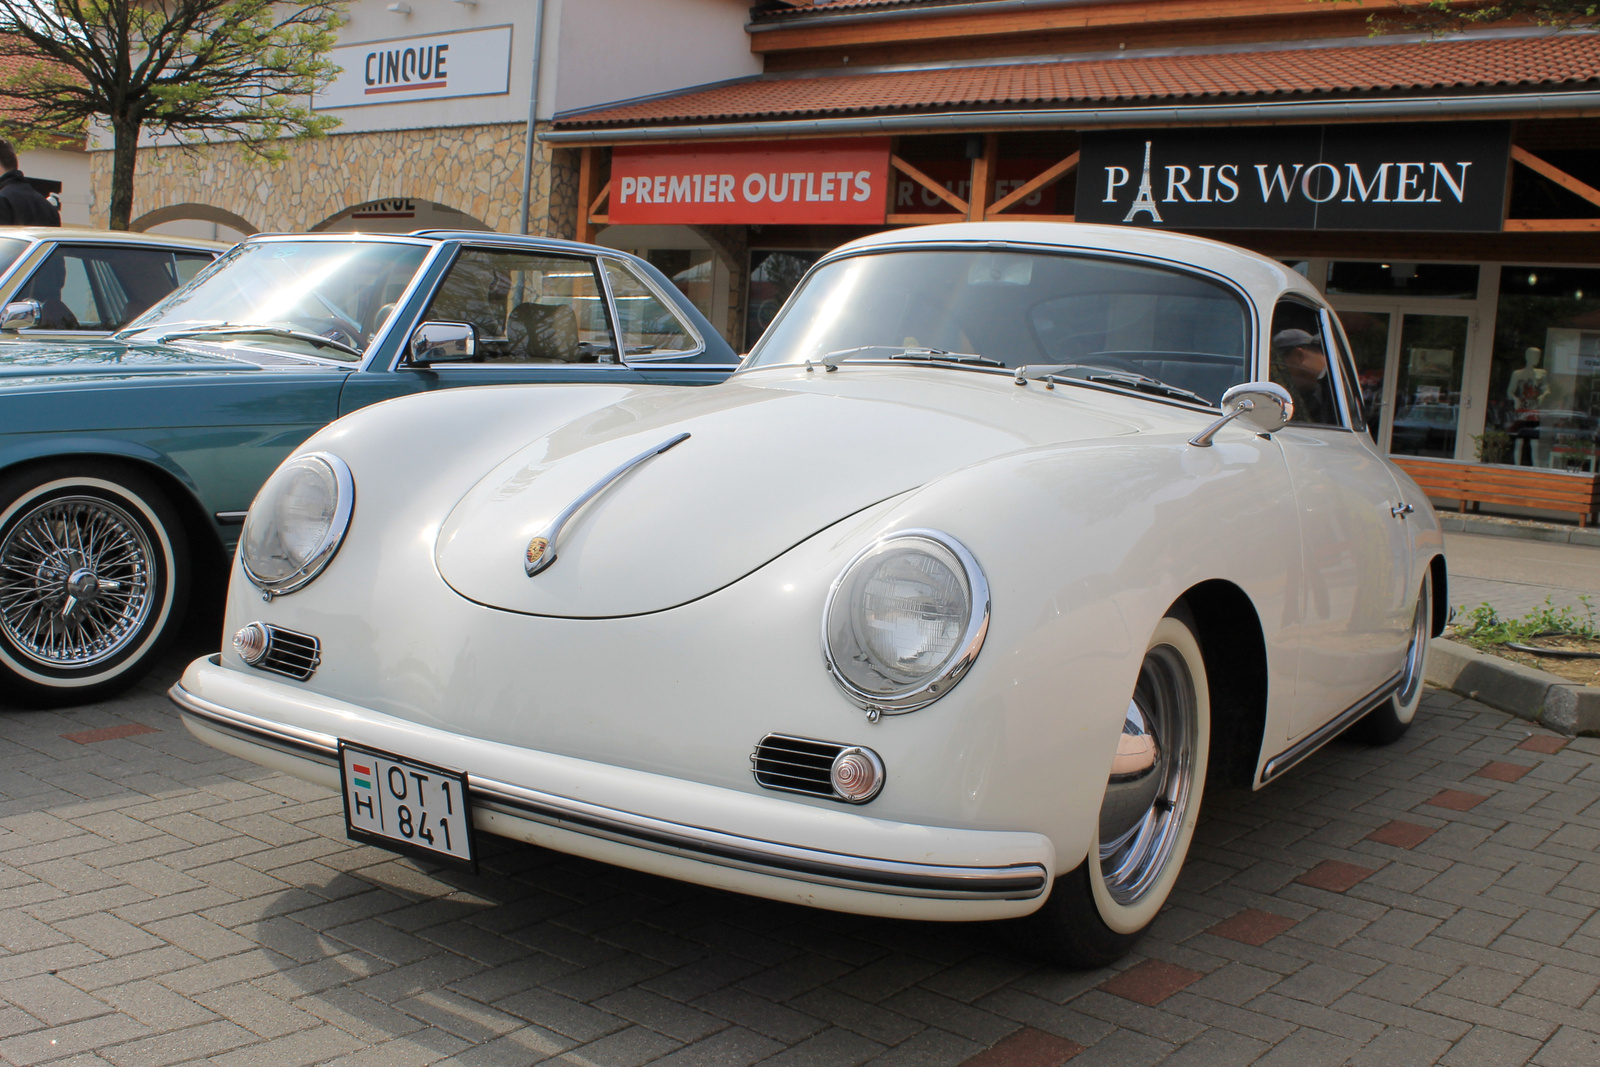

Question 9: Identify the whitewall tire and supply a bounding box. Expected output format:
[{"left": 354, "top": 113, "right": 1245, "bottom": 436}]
[
  {"left": 0, "top": 463, "right": 190, "bottom": 707},
  {"left": 1346, "top": 572, "right": 1431, "bottom": 745}
]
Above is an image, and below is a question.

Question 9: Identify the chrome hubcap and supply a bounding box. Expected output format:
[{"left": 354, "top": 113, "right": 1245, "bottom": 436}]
[
  {"left": 1395, "top": 582, "right": 1429, "bottom": 708},
  {"left": 0, "top": 496, "right": 154, "bottom": 668},
  {"left": 1098, "top": 644, "right": 1195, "bottom": 906}
]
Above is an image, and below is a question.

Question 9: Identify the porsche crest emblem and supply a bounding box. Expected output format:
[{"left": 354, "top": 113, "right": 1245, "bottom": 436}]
[{"left": 525, "top": 536, "right": 550, "bottom": 570}]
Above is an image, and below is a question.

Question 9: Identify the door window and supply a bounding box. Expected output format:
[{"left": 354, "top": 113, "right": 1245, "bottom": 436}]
[
  {"left": 423, "top": 249, "right": 616, "bottom": 364},
  {"left": 17, "top": 245, "right": 218, "bottom": 331},
  {"left": 1390, "top": 314, "right": 1470, "bottom": 459},
  {"left": 602, "top": 260, "right": 700, "bottom": 359},
  {"left": 1268, "top": 300, "right": 1344, "bottom": 427}
]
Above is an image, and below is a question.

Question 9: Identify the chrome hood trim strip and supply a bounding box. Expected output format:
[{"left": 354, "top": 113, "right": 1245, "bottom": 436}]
[{"left": 169, "top": 682, "right": 1047, "bottom": 901}]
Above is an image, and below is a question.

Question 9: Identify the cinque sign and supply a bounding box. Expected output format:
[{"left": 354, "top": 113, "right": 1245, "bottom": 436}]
[{"left": 1076, "top": 122, "right": 1511, "bottom": 232}]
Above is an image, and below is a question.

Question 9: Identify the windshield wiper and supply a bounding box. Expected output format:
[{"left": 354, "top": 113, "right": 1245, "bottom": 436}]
[
  {"left": 1083, "top": 372, "right": 1209, "bottom": 405},
  {"left": 159, "top": 325, "right": 363, "bottom": 359},
  {"left": 1013, "top": 364, "right": 1210, "bottom": 406},
  {"left": 815, "top": 345, "right": 1003, "bottom": 371}
]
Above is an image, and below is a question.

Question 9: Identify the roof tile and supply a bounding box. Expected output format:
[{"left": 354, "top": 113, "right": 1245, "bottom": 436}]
[{"left": 556, "top": 34, "right": 1600, "bottom": 128}]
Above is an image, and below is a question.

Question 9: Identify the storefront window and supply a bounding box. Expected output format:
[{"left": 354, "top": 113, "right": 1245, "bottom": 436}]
[
  {"left": 746, "top": 250, "right": 823, "bottom": 350},
  {"left": 1390, "top": 314, "right": 1469, "bottom": 459},
  {"left": 645, "top": 249, "right": 715, "bottom": 323},
  {"left": 1489, "top": 266, "right": 1600, "bottom": 471},
  {"left": 1326, "top": 262, "right": 1480, "bottom": 300},
  {"left": 1334, "top": 309, "right": 1390, "bottom": 441}
]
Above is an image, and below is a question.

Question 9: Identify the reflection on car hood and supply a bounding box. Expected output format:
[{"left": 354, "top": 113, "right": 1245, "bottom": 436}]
[
  {"left": 434, "top": 366, "right": 1144, "bottom": 618},
  {"left": 0, "top": 338, "right": 328, "bottom": 385}
]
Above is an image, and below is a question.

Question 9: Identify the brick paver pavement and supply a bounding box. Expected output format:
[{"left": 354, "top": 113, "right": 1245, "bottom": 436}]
[{"left": 3, "top": 654, "right": 1600, "bottom": 1066}]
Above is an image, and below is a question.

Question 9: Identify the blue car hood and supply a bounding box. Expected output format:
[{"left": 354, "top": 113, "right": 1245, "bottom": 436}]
[{"left": 0, "top": 339, "right": 334, "bottom": 385}]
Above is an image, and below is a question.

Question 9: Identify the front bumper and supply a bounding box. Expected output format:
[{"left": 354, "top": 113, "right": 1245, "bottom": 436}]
[{"left": 170, "top": 656, "right": 1054, "bottom": 921}]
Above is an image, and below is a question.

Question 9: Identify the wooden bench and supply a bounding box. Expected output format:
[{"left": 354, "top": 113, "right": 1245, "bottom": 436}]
[{"left": 1391, "top": 457, "right": 1600, "bottom": 527}]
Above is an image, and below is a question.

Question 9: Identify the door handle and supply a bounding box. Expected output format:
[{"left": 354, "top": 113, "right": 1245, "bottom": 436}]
[{"left": 1390, "top": 502, "right": 1414, "bottom": 518}]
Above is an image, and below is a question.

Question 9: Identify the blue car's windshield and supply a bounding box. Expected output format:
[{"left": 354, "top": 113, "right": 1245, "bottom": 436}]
[
  {"left": 117, "top": 240, "right": 430, "bottom": 361},
  {"left": 745, "top": 249, "right": 1252, "bottom": 405}
]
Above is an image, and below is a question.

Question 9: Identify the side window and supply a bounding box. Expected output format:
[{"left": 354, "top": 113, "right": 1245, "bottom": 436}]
[
  {"left": 174, "top": 253, "right": 214, "bottom": 285},
  {"left": 19, "top": 246, "right": 206, "bottom": 331},
  {"left": 1322, "top": 312, "right": 1367, "bottom": 432},
  {"left": 1269, "top": 299, "right": 1345, "bottom": 427},
  {"left": 602, "top": 260, "right": 700, "bottom": 359},
  {"left": 423, "top": 249, "right": 616, "bottom": 364}
]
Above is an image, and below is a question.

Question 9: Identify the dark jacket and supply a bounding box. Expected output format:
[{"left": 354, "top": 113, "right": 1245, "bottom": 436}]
[{"left": 0, "top": 170, "right": 60, "bottom": 226}]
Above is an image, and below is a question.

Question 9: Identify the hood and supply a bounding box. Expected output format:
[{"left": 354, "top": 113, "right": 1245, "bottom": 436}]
[
  {"left": 0, "top": 339, "right": 324, "bottom": 385},
  {"left": 434, "top": 367, "right": 1144, "bottom": 618}
]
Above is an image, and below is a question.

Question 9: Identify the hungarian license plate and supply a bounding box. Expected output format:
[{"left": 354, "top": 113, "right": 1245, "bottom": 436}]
[{"left": 339, "top": 742, "right": 476, "bottom": 868}]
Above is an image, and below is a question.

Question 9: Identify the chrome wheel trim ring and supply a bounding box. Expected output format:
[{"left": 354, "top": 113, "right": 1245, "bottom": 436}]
[
  {"left": 1395, "top": 580, "right": 1430, "bottom": 709},
  {"left": 0, "top": 494, "right": 156, "bottom": 670},
  {"left": 1099, "top": 643, "right": 1196, "bottom": 907}
]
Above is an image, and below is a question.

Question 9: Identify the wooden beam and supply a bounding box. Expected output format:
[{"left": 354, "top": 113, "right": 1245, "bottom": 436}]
[
  {"left": 576, "top": 147, "right": 598, "bottom": 243},
  {"left": 988, "top": 152, "right": 1079, "bottom": 217},
  {"left": 887, "top": 212, "right": 967, "bottom": 224},
  {"left": 891, "top": 153, "right": 969, "bottom": 215},
  {"left": 967, "top": 134, "right": 998, "bottom": 221},
  {"left": 1503, "top": 218, "right": 1600, "bottom": 232},
  {"left": 588, "top": 180, "right": 612, "bottom": 219},
  {"left": 1511, "top": 145, "right": 1600, "bottom": 211}
]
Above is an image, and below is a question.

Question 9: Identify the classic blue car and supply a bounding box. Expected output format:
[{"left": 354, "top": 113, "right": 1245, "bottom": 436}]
[{"left": 0, "top": 231, "right": 737, "bottom": 705}]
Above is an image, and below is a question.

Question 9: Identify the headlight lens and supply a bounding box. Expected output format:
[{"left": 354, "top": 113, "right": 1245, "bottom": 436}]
[
  {"left": 823, "top": 530, "right": 989, "bottom": 715},
  {"left": 239, "top": 452, "right": 354, "bottom": 596}
]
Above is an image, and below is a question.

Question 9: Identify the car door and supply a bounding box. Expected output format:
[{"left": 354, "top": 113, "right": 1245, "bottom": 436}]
[
  {"left": 10, "top": 243, "right": 215, "bottom": 341},
  {"left": 1268, "top": 296, "right": 1415, "bottom": 739}
]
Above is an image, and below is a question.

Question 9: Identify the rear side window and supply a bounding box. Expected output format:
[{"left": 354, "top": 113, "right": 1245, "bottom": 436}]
[
  {"left": 18, "top": 245, "right": 211, "bottom": 331},
  {"left": 602, "top": 260, "right": 700, "bottom": 359}
]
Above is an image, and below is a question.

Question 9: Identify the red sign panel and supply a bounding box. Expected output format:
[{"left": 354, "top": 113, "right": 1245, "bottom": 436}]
[{"left": 610, "top": 139, "right": 890, "bottom": 226}]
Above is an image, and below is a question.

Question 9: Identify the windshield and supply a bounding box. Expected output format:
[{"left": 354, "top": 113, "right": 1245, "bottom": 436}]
[
  {"left": 118, "top": 240, "right": 431, "bottom": 361},
  {"left": 0, "top": 237, "right": 28, "bottom": 278},
  {"left": 746, "top": 249, "right": 1252, "bottom": 405}
]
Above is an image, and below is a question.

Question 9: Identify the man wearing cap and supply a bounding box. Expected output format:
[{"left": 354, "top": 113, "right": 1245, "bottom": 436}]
[{"left": 1272, "top": 327, "right": 1338, "bottom": 426}]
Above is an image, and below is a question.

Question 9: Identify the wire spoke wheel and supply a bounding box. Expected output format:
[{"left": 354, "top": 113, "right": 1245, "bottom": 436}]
[{"left": 0, "top": 495, "right": 156, "bottom": 669}]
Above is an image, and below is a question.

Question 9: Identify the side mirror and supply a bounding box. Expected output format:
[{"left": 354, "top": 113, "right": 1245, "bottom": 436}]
[
  {"left": 1189, "top": 382, "right": 1294, "bottom": 447},
  {"left": 1, "top": 299, "right": 41, "bottom": 332},
  {"left": 406, "top": 321, "right": 476, "bottom": 366}
]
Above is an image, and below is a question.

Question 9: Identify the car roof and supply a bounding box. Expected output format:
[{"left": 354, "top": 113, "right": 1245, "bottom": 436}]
[
  {"left": 831, "top": 221, "right": 1321, "bottom": 305},
  {"left": 0, "top": 226, "right": 231, "bottom": 251}
]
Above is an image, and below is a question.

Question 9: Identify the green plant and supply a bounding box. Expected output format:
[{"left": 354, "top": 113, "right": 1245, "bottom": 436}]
[
  {"left": 1450, "top": 595, "right": 1600, "bottom": 647},
  {"left": 1473, "top": 428, "right": 1512, "bottom": 465}
]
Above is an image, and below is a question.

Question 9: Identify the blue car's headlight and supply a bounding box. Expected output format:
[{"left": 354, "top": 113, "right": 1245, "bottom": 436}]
[
  {"left": 240, "top": 452, "right": 353, "bottom": 598},
  {"left": 822, "top": 529, "right": 989, "bottom": 718}
]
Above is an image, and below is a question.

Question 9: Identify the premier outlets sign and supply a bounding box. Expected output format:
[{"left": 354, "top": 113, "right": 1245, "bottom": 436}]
[
  {"left": 317, "top": 26, "right": 513, "bottom": 109},
  {"left": 610, "top": 139, "right": 891, "bottom": 226},
  {"left": 1076, "top": 122, "right": 1511, "bottom": 231}
]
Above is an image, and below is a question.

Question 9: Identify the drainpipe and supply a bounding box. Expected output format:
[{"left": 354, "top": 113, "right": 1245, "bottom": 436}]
[{"left": 518, "top": 0, "right": 548, "bottom": 234}]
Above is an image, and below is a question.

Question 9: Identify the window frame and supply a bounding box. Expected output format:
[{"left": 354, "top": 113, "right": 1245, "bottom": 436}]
[{"left": 597, "top": 253, "right": 707, "bottom": 363}]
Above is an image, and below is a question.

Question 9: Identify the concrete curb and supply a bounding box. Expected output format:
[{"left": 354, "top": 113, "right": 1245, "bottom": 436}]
[
  {"left": 1438, "top": 513, "right": 1600, "bottom": 547},
  {"left": 1426, "top": 637, "right": 1600, "bottom": 735}
]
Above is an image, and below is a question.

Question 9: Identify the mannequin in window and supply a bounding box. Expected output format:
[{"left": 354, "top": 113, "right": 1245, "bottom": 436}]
[{"left": 1507, "top": 346, "right": 1550, "bottom": 466}]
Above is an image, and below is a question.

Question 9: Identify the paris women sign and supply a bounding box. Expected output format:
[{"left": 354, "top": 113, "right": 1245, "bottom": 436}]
[
  {"left": 610, "top": 139, "right": 891, "bottom": 225},
  {"left": 1076, "top": 122, "right": 1511, "bottom": 231}
]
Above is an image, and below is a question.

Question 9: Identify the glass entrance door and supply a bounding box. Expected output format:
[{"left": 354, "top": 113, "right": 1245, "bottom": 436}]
[{"left": 1331, "top": 304, "right": 1474, "bottom": 459}]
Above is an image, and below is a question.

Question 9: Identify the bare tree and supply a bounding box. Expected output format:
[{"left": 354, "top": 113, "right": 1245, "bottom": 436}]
[{"left": 0, "top": 1, "right": 345, "bottom": 229}]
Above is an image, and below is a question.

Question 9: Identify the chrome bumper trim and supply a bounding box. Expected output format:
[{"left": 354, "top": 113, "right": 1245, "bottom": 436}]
[
  {"left": 1259, "top": 671, "right": 1403, "bottom": 784},
  {"left": 169, "top": 682, "right": 1048, "bottom": 901}
]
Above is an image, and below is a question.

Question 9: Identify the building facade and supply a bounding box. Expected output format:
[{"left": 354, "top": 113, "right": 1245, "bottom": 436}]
[{"left": 541, "top": 0, "right": 1600, "bottom": 518}]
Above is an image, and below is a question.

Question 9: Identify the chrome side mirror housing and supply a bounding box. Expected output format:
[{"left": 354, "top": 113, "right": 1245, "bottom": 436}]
[
  {"left": 406, "top": 321, "right": 476, "bottom": 366},
  {"left": 1189, "top": 382, "right": 1294, "bottom": 447},
  {"left": 1, "top": 299, "right": 41, "bottom": 332}
]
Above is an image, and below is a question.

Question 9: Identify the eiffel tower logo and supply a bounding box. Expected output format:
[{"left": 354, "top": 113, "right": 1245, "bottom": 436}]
[{"left": 1123, "top": 141, "right": 1163, "bottom": 223}]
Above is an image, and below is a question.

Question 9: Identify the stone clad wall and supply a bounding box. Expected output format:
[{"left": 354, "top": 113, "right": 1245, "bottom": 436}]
[{"left": 92, "top": 123, "right": 575, "bottom": 238}]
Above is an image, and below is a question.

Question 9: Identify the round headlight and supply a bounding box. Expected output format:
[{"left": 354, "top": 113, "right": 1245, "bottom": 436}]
[
  {"left": 239, "top": 452, "right": 354, "bottom": 597},
  {"left": 822, "top": 529, "right": 989, "bottom": 716}
]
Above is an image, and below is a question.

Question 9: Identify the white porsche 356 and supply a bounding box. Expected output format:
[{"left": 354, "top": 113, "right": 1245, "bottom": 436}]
[{"left": 173, "top": 223, "right": 1444, "bottom": 967}]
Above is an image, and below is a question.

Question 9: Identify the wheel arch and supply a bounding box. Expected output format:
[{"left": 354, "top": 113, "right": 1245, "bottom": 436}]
[
  {"left": 1175, "top": 578, "right": 1268, "bottom": 790},
  {"left": 0, "top": 445, "right": 229, "bottom": 580},
  {"left": 1429, "top": 554, "right": 1448, "bottom": 637}
]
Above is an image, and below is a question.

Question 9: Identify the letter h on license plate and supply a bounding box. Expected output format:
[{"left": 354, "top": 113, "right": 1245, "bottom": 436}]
[{"left": 339, "top": 741, "right": 477, "bottom": 870}]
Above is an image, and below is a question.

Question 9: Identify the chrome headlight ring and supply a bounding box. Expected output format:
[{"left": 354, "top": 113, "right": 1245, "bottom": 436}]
[
  {"left": 822, "top": 528, "right": 990, "bottom": 720},
  {"left": 239, "top": 452, "right": 354, "bottom": 599}
]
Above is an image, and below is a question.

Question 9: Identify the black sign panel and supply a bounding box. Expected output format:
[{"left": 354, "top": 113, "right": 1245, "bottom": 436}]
[{"left": 1075, "top": 122, "right": 1510, "bottom": 232}]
